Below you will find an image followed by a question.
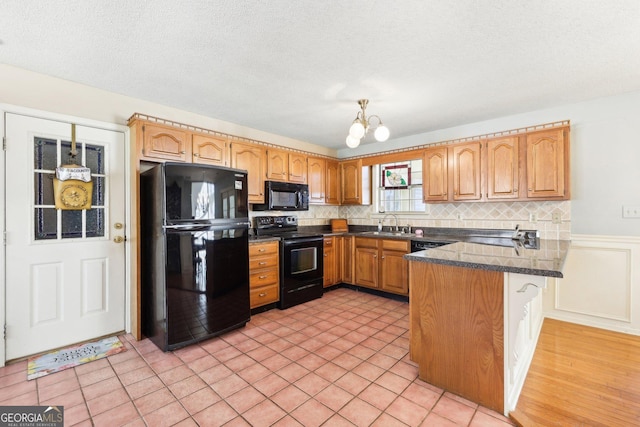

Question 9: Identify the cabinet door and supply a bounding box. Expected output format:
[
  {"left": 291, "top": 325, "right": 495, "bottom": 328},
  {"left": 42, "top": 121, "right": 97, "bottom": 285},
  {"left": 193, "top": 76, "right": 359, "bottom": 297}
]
[
  {"left": 192, "top": 134, "right": 228, "bottom": 166},
  {"left": 141, "top": 123, "right": 189, "bottom": 162},
  {"left": 341, "top": 159, "right": 362, "bottom": 204},
  {"left": 423, "top": 147, "right": 449, "bottom": 202},
  {"left": 486, "top": 136, "right": 519, "bottom": 200},
  {"left": 325, "top": 160, "right": 341, "bottom": 205},
  {"left": 288, "top": 152, "right": 307, "bottom": 184},
  {"left": 323, "top": 237, "right": 337, "bottom": 288},
  {"left": 341, "top": 236, "right": 354, "bottom": 284},
  {"left": 354, "top": 238, "right": 379, "bottom": 288},
  {"left": 308, "top": 157, "right": 326, "bottom": 204},
  {"left": 266, "top": 148, "right": 289, "bottom": 182},
  {"left": 380, "top": 249, "right": 409, "bottom": 295},
  {"left": 526, "top": 129, "right": 566, "bottom": 198},
  {"left": 452, "top": 142, "right": 482, "bottom": 201},
  {"left": 231, "top": 142, "right": 266, "bottom": 204}
]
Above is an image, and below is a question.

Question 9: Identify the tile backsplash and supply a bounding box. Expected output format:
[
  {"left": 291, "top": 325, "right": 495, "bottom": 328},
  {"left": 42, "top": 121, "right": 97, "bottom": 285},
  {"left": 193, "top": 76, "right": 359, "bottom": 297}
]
[{"left": 283, "top": 200, "right": 571, "bottom": 240}]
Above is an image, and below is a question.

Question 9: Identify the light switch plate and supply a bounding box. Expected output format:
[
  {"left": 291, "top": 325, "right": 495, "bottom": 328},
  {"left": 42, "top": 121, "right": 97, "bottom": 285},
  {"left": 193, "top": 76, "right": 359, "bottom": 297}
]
[{"left": 623, "top": 205, "right": 640, "bottom": 218}]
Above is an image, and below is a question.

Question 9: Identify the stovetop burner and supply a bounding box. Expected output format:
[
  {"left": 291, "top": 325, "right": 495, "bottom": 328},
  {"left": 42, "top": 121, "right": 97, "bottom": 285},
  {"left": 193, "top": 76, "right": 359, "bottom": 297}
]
[{"left": 253, "top": 215, "right": 322, "bottom": 240}]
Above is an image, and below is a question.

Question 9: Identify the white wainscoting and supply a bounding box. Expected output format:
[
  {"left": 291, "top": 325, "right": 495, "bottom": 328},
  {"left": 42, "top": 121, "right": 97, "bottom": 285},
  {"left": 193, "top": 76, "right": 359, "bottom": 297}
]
[{"left": 543, "top": 234, "right": 640, "bottom": 335}]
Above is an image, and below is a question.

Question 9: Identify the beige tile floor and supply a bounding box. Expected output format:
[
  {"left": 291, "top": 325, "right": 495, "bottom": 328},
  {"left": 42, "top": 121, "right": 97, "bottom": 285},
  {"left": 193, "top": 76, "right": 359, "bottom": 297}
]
[{"left": 0, "top": 288, "right": 516, "bottom": 426}]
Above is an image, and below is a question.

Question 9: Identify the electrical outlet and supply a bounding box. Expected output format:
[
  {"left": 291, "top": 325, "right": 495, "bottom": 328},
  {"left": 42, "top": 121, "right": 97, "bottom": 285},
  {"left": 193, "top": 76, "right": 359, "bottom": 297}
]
[
  {"left": 456, "top": 213, "right": 463, "bottom": 221},
  {"left": 529, "top": 212, "right": 537, "bottom": 223},
  {"left": 623, "top": 205, "right": 640, "bottom": 218},
  {"left": 552, "top": 212, "right": 562, "bottom": 224}
]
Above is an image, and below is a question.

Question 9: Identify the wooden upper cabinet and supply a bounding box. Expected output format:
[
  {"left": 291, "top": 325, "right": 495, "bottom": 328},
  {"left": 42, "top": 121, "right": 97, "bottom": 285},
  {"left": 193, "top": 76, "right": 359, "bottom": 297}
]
[
  {"left": 526, "top": 128, "right": 567, "bottom": 199},
  {"left": 451, "top": 142, "right": 482, "bottom": 201},
  {"left": 231, "top": 142, "right": 267, "bottom": 204},
  {"left": 140, "top": 123, "right": 190, "bottom": 162},
  {"left": 192, "top": 134, "right": 228, "bottom": 166},
  {"left": 340, "top": 159, "right": 370, "bottom": 205},
  {"left": 266, "top": 148, "right": 289, "bottom": 182},
  {"left": 325, "top": 160, "right": 340, "bottom": 205},
  {"left": 486, "top": 136, "right": 519, "bottom": 200},
  {"left": 423, "top": 146, "right": 448, "bottom": 202},
  {"left": 288, "top": 152, "right": 307, "bottom": 184},
  {"left": 307, "top": 157, "right": 326, "bottom": 204}
]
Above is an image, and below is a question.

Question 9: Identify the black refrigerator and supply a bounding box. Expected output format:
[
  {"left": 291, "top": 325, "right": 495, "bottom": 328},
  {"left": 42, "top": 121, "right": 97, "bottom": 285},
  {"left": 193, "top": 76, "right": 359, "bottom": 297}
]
[{"left": 140, "top": 162, "right": 251, "bottom": 351}]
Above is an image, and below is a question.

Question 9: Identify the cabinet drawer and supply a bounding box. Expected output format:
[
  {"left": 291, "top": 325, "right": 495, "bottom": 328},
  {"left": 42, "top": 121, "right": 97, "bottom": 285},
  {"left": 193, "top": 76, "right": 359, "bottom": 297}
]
[
  {"left": 381, "top": 239, "right": 409, "bottom": 252},
  {"left": 249, "top": 242, "right": 279, "bottom": 257},
  {"left": 355, "top": 237, "right": 379, "bottom": 249},
  {"left": 250, "top": 284, "right": 279, "bottom": 308},
  {"left": 250, "top": 269, "right": 279, "bottom": 288},
  {"left": 249, "top": 256, "right": 279, "bottom": 270}
]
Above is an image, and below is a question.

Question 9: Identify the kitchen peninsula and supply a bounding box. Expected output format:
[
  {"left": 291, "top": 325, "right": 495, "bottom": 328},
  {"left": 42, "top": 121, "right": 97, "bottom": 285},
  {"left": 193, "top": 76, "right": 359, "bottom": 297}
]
[{"left": 405, "top": 239, "right": 570, "bottom": 416}]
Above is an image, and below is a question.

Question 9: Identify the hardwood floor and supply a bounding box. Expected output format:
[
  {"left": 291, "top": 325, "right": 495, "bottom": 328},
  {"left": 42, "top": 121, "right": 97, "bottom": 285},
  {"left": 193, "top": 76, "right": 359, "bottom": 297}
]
[{"left": 510, "top": 318, "right": 640, "bottom": 427}]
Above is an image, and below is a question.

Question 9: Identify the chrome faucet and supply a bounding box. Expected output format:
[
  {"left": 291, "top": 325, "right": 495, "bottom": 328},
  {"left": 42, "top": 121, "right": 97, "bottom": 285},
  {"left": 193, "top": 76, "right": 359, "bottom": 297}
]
[
  {"left": 512, "top": 224, "right": 524, "bottom": 241},
  {"left": 382, "top": 214, "right": 399, "bottom": 232}
]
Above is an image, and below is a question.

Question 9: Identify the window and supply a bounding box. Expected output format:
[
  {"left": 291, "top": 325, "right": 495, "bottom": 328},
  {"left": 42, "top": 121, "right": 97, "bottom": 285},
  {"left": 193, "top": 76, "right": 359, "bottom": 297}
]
[
  {"left": 376, "top": 159, "right": 426, "bottom": 213},
  {"left": 34, "top": 137, "right": 106, "bottom": 240}
]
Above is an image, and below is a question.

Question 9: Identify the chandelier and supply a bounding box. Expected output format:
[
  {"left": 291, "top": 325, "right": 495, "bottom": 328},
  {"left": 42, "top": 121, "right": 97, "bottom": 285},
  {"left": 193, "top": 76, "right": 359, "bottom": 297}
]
[{"left": 345, "top": 99, "right": 390, "bottom": 148}]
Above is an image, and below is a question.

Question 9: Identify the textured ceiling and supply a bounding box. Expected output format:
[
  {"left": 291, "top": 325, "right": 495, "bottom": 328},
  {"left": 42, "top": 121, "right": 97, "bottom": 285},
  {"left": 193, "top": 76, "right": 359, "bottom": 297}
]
[{"left": 2, "top": 1, "right": 640, "bottom": 149}]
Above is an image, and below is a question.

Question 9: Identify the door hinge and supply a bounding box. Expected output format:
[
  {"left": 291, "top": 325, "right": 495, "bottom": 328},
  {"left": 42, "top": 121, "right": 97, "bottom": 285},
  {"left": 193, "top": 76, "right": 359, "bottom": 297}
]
[
  {"left": 3, "top": 136, "right": 6, "bottom": 151},
  {"left": 2, "top": 231, "right": 6, "bottom": 246}
]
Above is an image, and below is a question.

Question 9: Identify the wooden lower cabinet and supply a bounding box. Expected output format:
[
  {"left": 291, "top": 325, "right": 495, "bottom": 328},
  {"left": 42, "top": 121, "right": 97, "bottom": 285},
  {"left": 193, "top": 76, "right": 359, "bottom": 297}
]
[
  {"left": 380, "top": 240, "right": 410, "bottom": 294},
  {"left": 354, "top": 237, "right": 409, "bottom": 295},
  {"left": 341, "top": 236, "right": 354, "bottom": 284},
  {"left": 249, "top": 241, "right": 280, "bottom": 309},
  {"left": 323, "top": 237, "right": 338, "bottom": 287}
]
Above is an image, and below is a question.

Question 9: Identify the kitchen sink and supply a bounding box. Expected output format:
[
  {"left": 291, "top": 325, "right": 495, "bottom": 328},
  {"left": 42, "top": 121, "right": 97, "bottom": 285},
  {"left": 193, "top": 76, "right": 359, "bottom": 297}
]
[{"left": 359, "top": 231, "right": 413, "bottom": 237}]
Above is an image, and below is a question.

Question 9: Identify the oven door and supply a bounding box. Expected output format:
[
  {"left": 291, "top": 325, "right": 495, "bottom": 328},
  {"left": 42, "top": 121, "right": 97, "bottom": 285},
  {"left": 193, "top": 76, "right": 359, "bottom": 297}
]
[{"left": 281, "top": 237, "right": 323, "bottom": 286}]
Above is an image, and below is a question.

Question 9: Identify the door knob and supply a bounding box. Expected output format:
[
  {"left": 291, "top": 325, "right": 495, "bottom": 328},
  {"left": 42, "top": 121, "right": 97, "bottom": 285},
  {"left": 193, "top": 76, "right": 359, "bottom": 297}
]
[{"left": 114, "top": 236, "right": 125, "bottom": 243}]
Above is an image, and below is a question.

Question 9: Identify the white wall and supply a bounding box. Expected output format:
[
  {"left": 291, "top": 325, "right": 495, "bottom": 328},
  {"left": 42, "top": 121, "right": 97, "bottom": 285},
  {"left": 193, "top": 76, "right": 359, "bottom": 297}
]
[
  {"left": 0, "top": 64, "right": 336, "bottom": 157},
  {"left": 339, "top": 91, "right": 640, "bottom": 238}
]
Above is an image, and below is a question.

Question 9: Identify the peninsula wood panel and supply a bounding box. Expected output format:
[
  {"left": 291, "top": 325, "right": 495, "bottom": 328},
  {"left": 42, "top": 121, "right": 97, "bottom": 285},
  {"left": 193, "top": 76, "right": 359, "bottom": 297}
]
[{"left": 409, "top": 261, "right": 505, "bottom": 413}]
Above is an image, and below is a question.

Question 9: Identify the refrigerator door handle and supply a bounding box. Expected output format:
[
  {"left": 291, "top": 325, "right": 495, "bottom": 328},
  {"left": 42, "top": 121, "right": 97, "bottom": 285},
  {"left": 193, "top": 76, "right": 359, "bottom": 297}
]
[{"left": 164, "top": 222, "right": 251, "bottom": 232}]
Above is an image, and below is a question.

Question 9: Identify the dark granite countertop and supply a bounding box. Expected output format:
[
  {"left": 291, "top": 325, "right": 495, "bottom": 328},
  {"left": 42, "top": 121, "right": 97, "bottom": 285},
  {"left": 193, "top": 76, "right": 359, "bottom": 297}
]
[
  {"left": 248, "top": 236, "right": 280, "bottom": 243},
  {"left": 404, "top": 239, "right": 571, "bottom": 278}
]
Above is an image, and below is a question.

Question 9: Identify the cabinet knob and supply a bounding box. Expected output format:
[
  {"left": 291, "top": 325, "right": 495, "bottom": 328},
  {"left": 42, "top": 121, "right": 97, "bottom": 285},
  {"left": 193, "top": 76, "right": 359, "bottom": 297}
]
[
  {"left": 381, "top": 256, "right": 385, "bottom": 259},
  {"left": 324, "top": 254, "right": 327, "bottom": 257},
  {"left": 259, "top": 261, "right": 266, "bottom": 265},
  {"left": 373, "top": 255, "right": 377, "bottom": 258},
  {"left": 193, "top": 153, "right": 199, "bottom": 157},
  {"left": 259, "top": 248, "right": 265, "bottom": 252},
  {"left": 180, "top": 151, "right": 186, "bottom": 154},
  {"left": 259, "top": 293, "right": 267, "bottom": 297}
]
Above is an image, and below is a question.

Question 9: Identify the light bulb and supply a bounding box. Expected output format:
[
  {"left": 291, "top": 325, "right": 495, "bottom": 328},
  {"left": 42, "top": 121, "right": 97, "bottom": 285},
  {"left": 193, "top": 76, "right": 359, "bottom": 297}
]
[
  {"left": 349, "top": 121, "right": 365, "bottom": 139},
  {"left": 374, "top": 125, "right": 390, "bottom": 142},
  {"left": 346, "top": 135, "right": 361, "bottom": 148}
]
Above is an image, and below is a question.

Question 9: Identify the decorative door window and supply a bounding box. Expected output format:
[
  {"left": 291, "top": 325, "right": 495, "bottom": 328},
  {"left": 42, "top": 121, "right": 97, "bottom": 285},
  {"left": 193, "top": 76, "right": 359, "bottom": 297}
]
[{"left": 34, "top": 137, "right": 106, "bottom": 240}]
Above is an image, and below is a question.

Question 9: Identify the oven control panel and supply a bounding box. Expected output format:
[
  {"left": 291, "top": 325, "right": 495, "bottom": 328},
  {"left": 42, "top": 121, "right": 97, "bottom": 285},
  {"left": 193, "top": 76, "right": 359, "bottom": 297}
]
[{"left": 254, "top": 215, "right": 298, "bottom": 229}]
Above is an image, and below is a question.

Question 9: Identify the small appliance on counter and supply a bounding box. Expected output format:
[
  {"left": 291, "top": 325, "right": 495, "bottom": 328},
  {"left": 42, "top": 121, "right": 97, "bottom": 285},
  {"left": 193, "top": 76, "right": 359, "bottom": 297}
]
[{"left": 254, "top": 215, "right": 323, "bottom": 309}]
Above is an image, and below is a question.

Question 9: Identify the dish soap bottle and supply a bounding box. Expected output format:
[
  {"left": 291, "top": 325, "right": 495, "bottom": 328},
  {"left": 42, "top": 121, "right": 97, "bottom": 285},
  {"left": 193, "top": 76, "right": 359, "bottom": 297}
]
[{"left": 377, "top": 219, "right": 383, "bottom": 232}]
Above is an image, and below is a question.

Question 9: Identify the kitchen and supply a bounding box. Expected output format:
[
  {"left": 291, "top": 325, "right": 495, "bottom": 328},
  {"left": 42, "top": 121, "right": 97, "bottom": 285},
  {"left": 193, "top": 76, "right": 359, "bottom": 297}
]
[{"left": 1, "top": 2, "right": 640, "bottom": 426}]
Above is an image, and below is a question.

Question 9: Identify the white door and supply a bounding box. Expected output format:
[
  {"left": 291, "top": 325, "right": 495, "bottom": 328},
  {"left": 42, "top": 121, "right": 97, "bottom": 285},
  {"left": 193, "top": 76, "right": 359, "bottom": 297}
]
[{"left": 5, "top": 113, "right": 126, "bottom": 360}]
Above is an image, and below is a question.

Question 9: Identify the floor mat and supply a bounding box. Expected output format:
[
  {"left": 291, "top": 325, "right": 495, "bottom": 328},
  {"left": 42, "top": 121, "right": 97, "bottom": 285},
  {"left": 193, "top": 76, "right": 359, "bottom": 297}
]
[{"left": 27, "top": 336, "right": 126, "bottom": 380}]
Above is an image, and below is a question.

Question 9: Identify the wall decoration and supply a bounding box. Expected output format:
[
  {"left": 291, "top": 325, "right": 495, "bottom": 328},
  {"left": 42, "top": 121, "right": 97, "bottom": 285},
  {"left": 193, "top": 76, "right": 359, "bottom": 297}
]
[{"left": 382, "top": 164, "right": 411, "bottom": 189}]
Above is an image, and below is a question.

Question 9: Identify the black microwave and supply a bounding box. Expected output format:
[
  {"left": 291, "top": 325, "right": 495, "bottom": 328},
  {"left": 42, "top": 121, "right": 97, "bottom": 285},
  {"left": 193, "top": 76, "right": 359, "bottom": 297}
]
[{"left": 252, "top": 181, "right": 309, "bottom": 211}]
